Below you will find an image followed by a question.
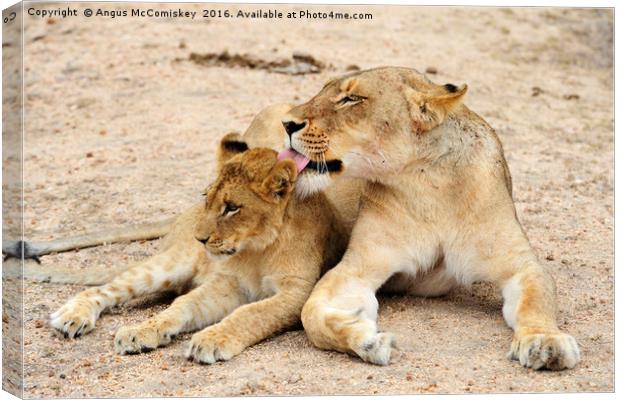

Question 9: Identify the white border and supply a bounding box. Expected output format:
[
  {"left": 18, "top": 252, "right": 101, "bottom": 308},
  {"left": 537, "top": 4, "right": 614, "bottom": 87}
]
[{"left": 0, "top": 1, "right": 616, "bottom": 400}]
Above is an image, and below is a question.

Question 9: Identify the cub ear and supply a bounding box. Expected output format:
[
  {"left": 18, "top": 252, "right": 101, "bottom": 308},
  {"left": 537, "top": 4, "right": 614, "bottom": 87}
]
[
  {"left": 259, "top": 160, "right": 298, "bottom": 203},
  {"left": 218, "top": 132, "right": 248, "bottom": 168},
  {"left": 406, "top": 83, "right": 467, "bottom": 133}
]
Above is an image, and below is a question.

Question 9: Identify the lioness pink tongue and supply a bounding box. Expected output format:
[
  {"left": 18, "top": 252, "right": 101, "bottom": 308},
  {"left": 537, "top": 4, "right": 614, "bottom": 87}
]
[{"left": 277, "top": 149, "right": 310, "bottom": 173}]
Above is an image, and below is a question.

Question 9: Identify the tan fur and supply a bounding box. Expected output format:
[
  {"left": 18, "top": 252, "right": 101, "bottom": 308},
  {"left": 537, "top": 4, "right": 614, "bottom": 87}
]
[
  {"left": 280, "top": 67, "right": 579, "bottom": 370},
  {"left": 49, "top": 139, "right": 347, "bottom": 364}
]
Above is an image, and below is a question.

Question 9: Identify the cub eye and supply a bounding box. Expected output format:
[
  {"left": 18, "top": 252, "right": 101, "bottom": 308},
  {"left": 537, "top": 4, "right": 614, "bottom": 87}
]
[{"left": 222, "top": 202, "right": 240, "bottom": 216}]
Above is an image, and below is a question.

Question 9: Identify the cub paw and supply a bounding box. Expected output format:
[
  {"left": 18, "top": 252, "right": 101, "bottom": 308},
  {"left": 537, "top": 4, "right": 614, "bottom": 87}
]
[
  {"left": 50, "top": 300, "right": 97, "bottom": 339},
  {"left": 355, "top": 332, "right": 396, "bottom": 366},
  {"left": 185, "top": 328, "right": 244, "bottom": 364},
  {"left": 115, "top": 325, "right": 160, "bottom": 355},
  {"left": 508, "top": 331, "right": 580, "bottom": 370}
]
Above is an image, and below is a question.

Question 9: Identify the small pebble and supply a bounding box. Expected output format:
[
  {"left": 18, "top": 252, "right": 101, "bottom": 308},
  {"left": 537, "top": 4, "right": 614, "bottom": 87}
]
[{"left": 425, "top": 66, "right": 438, "bottom": 74}]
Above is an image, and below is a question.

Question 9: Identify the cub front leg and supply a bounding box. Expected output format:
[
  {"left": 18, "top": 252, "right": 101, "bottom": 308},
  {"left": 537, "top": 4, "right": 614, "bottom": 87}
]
[
  {"left": 51, "top": 245, "right": 201, "bottom": 339},
  {"left": 187, "top": 276, "right": 313, "bottom": 364},
  {"left": 115, "top": 273, "right": 245, "bottom": 354}
]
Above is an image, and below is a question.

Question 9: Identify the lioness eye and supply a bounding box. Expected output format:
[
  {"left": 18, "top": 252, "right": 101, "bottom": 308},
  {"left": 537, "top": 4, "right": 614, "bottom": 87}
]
[
  {"left": 338, "top": 94, "right": 366, "bottom": 105},
  {"left": 223, "top": 202, "right": 240, "bottom": 216}
]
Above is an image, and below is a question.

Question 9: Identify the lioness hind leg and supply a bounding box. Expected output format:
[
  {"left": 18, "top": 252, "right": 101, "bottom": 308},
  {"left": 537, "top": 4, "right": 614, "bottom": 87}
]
[
  {"left": 115, "top": 273, "right": 246, "bottom": 355},
  {"left": 50, "top": 245, "right": 202, "bottom": 339},
  {"left": 302, "top": 259, "right": 397, "bottom": 365}
]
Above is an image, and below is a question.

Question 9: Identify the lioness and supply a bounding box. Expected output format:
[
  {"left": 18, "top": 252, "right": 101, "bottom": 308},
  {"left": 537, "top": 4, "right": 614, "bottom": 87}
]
[
  {"left": 48, "top": 135, "right": 347, "bottom": 363},
  {"left": 279, "top": 66, "right": 580, "bottom": 370}
]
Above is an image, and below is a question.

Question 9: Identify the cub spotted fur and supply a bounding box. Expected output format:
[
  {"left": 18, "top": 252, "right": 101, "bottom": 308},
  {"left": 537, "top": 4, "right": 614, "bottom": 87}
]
[
  {"left": 49, "top": 135, "right": 347, "bottom": 363},
  {"left": 280, "top": 67, "right": 580, "bottom": 370}
]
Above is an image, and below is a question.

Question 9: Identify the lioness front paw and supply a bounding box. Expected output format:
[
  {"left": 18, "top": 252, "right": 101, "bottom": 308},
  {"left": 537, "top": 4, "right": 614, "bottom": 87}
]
[
  {"left": 115, "top": 325, "right": 161, "bottom": 355},
  {"left": 185, "top": 328, "right": 245, "bottom": 364},
  {"left": 355, "top": 332, "right": 396, "bottom": 366},
  {"left": 508, "top": 331, "right": 580, "bottom": 370},
  {"left": 50, "top": 300, "right": 97, "bottom": 339}
]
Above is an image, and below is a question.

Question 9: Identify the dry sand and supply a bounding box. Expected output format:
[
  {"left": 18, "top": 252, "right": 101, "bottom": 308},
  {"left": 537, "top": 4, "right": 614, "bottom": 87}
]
[{"left": 1, "top": 3, "right": 613, "bottom": 397}]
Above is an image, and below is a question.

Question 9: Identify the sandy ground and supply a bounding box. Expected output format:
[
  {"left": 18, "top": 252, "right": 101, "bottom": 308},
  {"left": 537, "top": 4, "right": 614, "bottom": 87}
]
[{"left": 1, "top": 3, "right": 613, "bottom": 397}]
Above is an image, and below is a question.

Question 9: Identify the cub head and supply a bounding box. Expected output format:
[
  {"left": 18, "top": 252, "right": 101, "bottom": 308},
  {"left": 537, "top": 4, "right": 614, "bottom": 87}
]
[
  {"left": 280, "top": 66, "right": 467, "bottom": 195},
  {"left": 195, "top": 133, "right": 298, "bottom": 258}
]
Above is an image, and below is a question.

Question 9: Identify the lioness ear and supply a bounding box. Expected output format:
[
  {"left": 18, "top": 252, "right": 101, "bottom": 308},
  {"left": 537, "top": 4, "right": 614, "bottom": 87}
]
[
  {"left": 218, "top": 132, "right": 248, "bottom": 168},
  {"left": 259, "top": 160, "right": 298, "bottom": 203},
  {"left": 406, "top": 84, "right": 467, "bottom": 133}
]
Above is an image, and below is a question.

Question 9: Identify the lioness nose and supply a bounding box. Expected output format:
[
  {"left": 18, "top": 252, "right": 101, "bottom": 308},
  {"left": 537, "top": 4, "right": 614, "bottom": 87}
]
[{"left": 282, "top": 120, "right": 307, "bottom": 138}]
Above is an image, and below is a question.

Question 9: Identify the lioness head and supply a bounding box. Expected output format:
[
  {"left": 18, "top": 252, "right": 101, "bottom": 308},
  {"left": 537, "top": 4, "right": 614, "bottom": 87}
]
[
  {"left": 280, "top": 67, "right": 467, "bottom": 194},
  {"left": 195, "top": 133, "right": 298, "bottom": 258}
]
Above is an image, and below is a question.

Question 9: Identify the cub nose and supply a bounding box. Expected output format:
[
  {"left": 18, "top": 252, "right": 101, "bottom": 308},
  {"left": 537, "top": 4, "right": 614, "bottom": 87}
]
[
  {"left": 282, "top": 120, "right": 307, "bottom": 138},
  {"left": 197, "top": 236, "right": 210, "bottom": 245}
]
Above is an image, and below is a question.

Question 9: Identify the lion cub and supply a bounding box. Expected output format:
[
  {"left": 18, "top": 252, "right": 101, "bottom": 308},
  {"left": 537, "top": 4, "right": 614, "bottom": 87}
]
[{"left": 49, "top": 134, "right": 347, "bottom": 363}]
